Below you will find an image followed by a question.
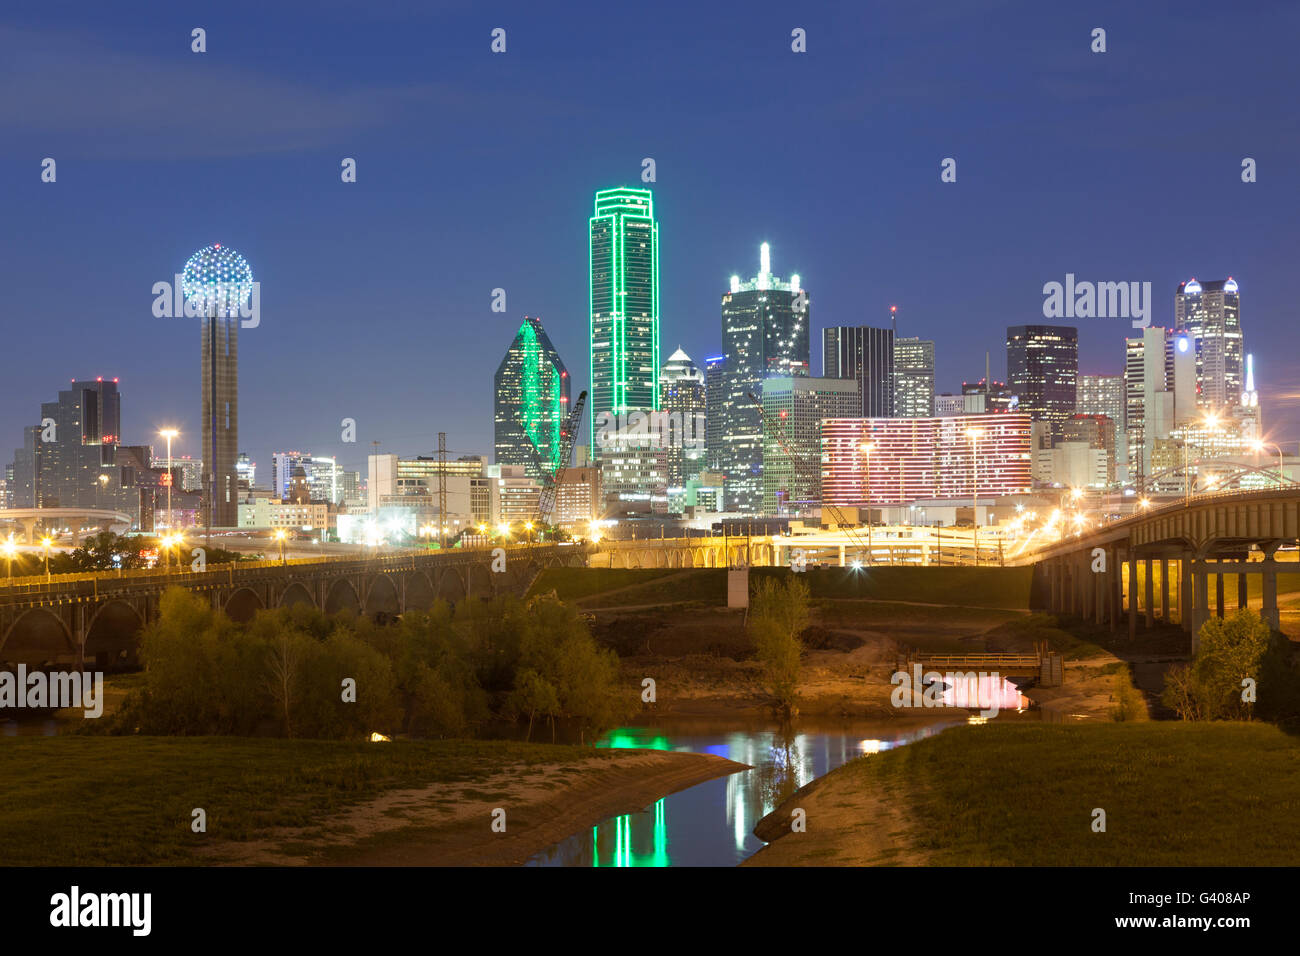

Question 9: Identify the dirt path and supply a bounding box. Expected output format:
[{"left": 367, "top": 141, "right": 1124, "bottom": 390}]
[{"left": 200, "top": 749, "right": 747, "bottom": 867}]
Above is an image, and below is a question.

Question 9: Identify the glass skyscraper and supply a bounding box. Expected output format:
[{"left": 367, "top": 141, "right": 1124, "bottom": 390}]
[
  {"left": 495, "top": 315, "right": 570, "bottom": 480},
  {"left": 719, "top": 243, "right": 809, "bottom": 514},
  {"left": 589, "top": 187, "right": 660, "bottom": 456},
  {"left": 658, "top": 347, "right": 706, "bottom": 490},
  {"left": 823, "top": 326, "right": 894, "bottom": 418},
  {"left": 1006, "top": 325, "right": 1078, "bottom": 439},
  {"left": 1174, "top": 278, "right": 1243, "bottom": 414},
  {"left": 893, "top": 336, "right": 935, "bottom": 418}
]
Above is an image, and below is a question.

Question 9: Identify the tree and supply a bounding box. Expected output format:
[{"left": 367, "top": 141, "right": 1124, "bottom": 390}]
[
  {"left": 509, "top": 668, "right": 560, "bottom": 742},
  {"left": 68, "top": 531, "right": 151, "bottom": 571},
  {"left": 748, "top": 576, "right": 810, "bottom": 716},
  {"left": 1194, "top": 609, "right": 1270, "bottom": 720},
  {"left": 1163, "top": 609, "right": 1271, "bottom": 721}
]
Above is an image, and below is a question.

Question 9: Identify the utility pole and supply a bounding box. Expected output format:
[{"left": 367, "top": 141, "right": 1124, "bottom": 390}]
[{"left": 438, "top": 432, "right": 447, "bottom": 549}]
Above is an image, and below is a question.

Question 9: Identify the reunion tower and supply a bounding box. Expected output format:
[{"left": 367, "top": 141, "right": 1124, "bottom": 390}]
[{"left": 183, "top": 243, "right": 253, "bottom": 532}]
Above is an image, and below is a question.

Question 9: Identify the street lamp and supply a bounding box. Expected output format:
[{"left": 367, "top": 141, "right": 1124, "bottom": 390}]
[
  {"left": 859, "top": 441, "right": 875, "bottom": 565},
  {"left": 965, "top": 427, "right": 984, "bottom": 566},
  {"left": 41, "top": 536, "right": 53, "bottom": 581},
  {"left": 159, "top": 428, "right": 179, "bottom": 532},
  {"left": 274, "top": 528, "right": 287, "bottom": 564},
  {"left": 1251, "top": 440, "right": 1285, "bottom": 489}
]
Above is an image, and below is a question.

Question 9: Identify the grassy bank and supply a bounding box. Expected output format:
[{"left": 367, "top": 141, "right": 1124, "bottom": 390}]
[
  {"left": 751, "top": 721, "right": 1300, "bottom": 865},
  {"left": 532, "top": 565, "right": 1034, "bottom": 610},
  {"left": 0, "top": 736, "right": 611, "bottom": 865}
]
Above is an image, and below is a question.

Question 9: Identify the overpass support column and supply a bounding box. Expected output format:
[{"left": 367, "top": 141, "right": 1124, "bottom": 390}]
[
  {"left": 1191, "top": 560, "right": 1209, "bottom": 653},
  {"left": 838, "top": 545, "right": 845, "bottom": 568},
  {"left": 1262, "top": 551, "right": 1280, "bottom": 632},
  {"left": 1237, "top": 572, "right": 1248, "bottom": 611},
  {"left": 1215, "top": 566, "right": 1225, "bottom": 619},
  {"left": 1143, "top": 558, "right": 1154, "bottom": 630},
  {"left": 1108, "top": 548, "right": 1120, "bottom": 632},
  {"left": 1180, "top": 556, "right": 1192, "bottom": 633},
  {"left": 22, "top": 518, "right": 37, "bottom": 545},
  {"left": 1094, "top": 555, "right": 1104, "bottom": 623},
  {"left": 1127, "top": 550, "right": 1137, "bottom": 641},
  {"left": 1160, "top": 559, "right": 1170, "bottom": 623}
]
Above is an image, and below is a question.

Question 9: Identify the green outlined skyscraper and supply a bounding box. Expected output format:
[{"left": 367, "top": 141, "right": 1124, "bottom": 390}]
[
  {"left": 589, "top": 187, "right": 660, "bottom": 457},
  {"left": 494, "top": 315, "right": 570, "bottom": 479}
]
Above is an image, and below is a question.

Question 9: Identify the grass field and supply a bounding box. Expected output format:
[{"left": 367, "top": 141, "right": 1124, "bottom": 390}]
[
  {"left": 857, "top": 721, "right": 1300, "bottom": 865},
  {"left": 0, "top": 737, "right": 608, "bottom": 866}
]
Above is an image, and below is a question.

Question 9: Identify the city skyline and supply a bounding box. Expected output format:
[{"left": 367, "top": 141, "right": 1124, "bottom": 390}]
[{"left": 3, "top": 2, "right": 1299, "bottom": 484}]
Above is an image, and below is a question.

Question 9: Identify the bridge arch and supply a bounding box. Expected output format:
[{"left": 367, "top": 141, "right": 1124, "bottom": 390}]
[
  {"left": 364, "top": 574, "right": 401, "bottom": 619},
  {"left": 435, "top": 567, "right": 466, "bottom": 603},
  {"left": 0, "top": 608, "right": 75, "bottom": 665},
  {"left": 324, "top": 578, "right": 361, "bottom": 616},
  {"left": 224, "top": 587, "right": 265, "bottom": 623},
  {"left": 402, "top": 570, "right": 435, "bottom": 610},
  {"left": 278, "top": 582, "right": 316, "bottom": 610},
  {"left": 84, "top": 599, "right": 145, "bottom": 669},
  {"left": 466, "top": 562, "right": 494, "bottom": 598}
]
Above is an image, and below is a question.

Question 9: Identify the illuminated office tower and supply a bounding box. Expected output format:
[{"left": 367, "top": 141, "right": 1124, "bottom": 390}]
[
  {"left": 893, "top": 337, "right": 935, "bottom": 418},
  {"left": 704, "top": 355, "right": 725, "bottom": 472},
  {"left": 589, "top": 188, "right": 660, "bottom": 458},
  {"left": 720, "top": 243, "right": 810, "bottom": 513},
  {"left": 495, "top": 315, "right": 570, "bottom": 480},
  {"left": 1124, "top": 327, "right": 1195, "bottom": 487},
  {"left": 824, "top": 326, "right": 893, "bottom": 418},
  {"left": 659, "top": 347, "right": 706, "bottom": 490},
  {"left": 1006, "top": 325, "right": 1078, "bottom": 439},
  {"left": 1175, "top": 278, "right": 1243, "bottom": 414},
  {"left": 187, "top": 244, "right": 253, "bottom": 529},
  {"left": 760, "top": 376, "right": 860, "bottom": 515}
]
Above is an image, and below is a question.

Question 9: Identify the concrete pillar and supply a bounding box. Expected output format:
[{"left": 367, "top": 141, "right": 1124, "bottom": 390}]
[
  {"left": 1144, "top": 558, "right": 1154, "bottom": 630},
  {"left": 838, "top": 545, "right": 845, "bottom": 568},
  {"left": 1262, "top": 554, "right": 1280, "bottom": 632},
  {"left": 1094, "top": 556, "right": 1104, "bottom": 622},
  {"left": 1180, "top": 557, "right": 1192, "bottom": 633},
  {"left": 1108, "top": 549, "right": 1119, "bottom": 633},
  {"left": 1160, "top": 558, "right": 1170, "bottom": 623},
  {"left": 1237, "top": 573, "right": 1247, "bottom": 611},
  {"left": 1127, "top": 552, "right": 1138, "bottom": 641},
  {"left": 1215, "top": 568, "right": 1225, "bottom": 619},
  {"left": 1192, "top": 560, "right": 1209, "bottom": 652}
]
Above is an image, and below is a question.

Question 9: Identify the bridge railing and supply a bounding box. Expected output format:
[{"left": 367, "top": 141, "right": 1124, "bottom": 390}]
[{"left": 0, "top": 542, "right": 551, "bottom": 600}]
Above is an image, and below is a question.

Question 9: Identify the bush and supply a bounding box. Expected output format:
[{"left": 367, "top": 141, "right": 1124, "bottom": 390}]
[
  {"left": 1163, "top": 609, "right": 1272, "bottom": 721},
  {"left": 749, "top": 576, "right": 810, "bottom": 715}
]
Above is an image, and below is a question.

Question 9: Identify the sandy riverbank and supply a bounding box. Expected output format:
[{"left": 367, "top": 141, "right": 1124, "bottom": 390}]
[{"left": 200, "top": 748, "right": 747, "bottom": 866}]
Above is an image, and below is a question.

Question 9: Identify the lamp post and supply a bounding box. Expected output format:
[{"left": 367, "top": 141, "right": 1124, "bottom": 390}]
[
  {"left": 859, "top": 441, "right": 875, "bottom": 565},
  {"left": 41, "top": 536, "right": 53, "bottom": 582},
  {"left": 159, "top": 429, "right": 179, "bottom": 532},
  {"left": 966, "top": 427, "right": 984, "bottom": 567},
  {"left": 275, "top": 528, "right": 287, "bottom": 565}
]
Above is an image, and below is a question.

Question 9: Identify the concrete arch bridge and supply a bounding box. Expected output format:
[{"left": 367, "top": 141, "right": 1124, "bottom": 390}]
[{"left": 0, "top": 544, "right": 586, "bottom": 669}]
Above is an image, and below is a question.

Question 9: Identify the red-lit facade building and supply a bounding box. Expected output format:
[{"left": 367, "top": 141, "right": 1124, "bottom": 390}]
[{"left": 822, "top": 413, "right": 1033, "bottom": 506}]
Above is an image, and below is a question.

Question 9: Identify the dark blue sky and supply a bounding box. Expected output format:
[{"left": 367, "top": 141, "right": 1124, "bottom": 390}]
[{"left": 3, "top": 0, "right": 1299, "bottom": 480}]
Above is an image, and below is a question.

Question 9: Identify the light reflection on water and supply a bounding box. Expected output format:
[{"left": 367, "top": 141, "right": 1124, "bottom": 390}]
[{"left": 525, "top": 708, "right": 1028, "bottom": 867}]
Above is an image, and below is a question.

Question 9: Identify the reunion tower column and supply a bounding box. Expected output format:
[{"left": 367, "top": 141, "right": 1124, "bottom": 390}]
[{"left": 185, "top": 243, "right": 252, "bottom": 542}]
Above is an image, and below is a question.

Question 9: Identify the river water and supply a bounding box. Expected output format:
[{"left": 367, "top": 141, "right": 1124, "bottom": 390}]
[{"left": 527, "top": 682, "right": 1035, "bottom": 868}]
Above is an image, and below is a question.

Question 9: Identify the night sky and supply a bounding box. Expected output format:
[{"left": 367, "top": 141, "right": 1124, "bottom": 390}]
[{"left": 3, "top": 0, "right": 1298, "bottom": 482}]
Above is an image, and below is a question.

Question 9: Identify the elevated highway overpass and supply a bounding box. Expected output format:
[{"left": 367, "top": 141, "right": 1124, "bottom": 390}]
[{"left": 1013, "top": 488, "right": 1300, "bottom": 649}]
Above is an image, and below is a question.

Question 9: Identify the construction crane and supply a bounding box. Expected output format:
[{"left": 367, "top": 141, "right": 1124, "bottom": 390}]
[
  {"left": 748, "top": 391, "right": 871, "bottom": 557},
  {"left": 525, "top": 390, "right": 587, "bottom": 529}
]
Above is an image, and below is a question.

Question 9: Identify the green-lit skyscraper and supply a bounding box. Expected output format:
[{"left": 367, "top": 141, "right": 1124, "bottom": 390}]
[
  {"left": 589, "top": 187, "right": 660, "bottom": 458},
  {"left": 494, "top": 315, "right": 570, "bottom": 479}
]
